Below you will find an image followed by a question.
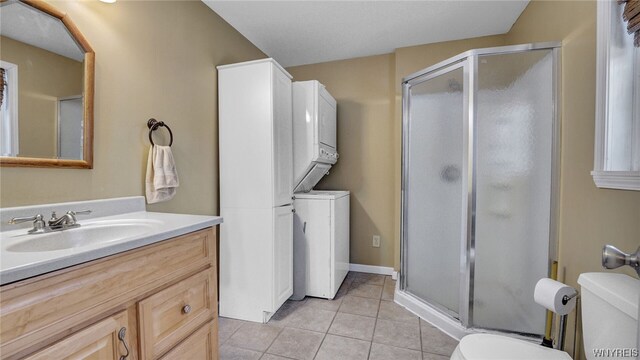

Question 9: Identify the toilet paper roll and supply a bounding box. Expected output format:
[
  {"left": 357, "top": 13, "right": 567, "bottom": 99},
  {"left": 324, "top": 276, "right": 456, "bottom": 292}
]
[{"left": 534, "top": 278, "right": 577, "bottom": 315}]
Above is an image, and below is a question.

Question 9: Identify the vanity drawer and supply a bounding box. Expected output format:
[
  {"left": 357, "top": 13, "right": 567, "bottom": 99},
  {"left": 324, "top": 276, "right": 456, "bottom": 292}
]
[
  {"left": 138, "top": 268, "right": 217, "bottom": 359},
  {"left": 0, "top": 227, "right": 215, "bottom": 360},
  {"left": 160, "top": 322, "right": 218, "bottom": 360}
]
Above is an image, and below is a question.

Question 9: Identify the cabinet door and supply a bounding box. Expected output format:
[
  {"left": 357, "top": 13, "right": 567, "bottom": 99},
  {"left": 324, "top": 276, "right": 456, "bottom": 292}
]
[
  {"left": 24, "top": 311, "right": 131, "bottom": 360},
  {"left": 272, "top": 66, "right": 293, "bottom": 207},
  {"left": 272, "top": 205, "right": 293, "bottom": 311}
]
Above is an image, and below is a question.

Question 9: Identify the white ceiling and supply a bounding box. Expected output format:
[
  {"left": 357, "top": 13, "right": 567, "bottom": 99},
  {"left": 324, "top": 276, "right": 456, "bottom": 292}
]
[
  {"left": 203, "top": 1, "right": 529, "bottom": 67},
  {"left": 0, "top": 0, "right": 84, "bottom": 62}
]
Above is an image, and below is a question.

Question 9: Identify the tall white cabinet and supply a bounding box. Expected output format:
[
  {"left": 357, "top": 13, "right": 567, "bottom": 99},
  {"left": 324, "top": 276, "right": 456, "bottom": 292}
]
[{"left": 218, "top": 58, "right": 294, "bottom": 323}]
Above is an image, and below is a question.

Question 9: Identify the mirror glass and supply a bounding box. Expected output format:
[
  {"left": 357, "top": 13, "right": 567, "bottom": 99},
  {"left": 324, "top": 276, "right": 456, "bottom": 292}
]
[{"left": 0, "top": 0, "right": 86, "bottom": 161}]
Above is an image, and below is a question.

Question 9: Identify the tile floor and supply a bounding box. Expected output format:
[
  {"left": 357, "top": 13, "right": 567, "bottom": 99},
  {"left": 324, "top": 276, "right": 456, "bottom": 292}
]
[{"left": 218, "top": 272, "right": 459, "bottom": 360}]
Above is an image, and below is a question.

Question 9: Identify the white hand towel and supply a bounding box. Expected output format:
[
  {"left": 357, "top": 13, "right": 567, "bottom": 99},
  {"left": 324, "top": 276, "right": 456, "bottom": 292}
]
[{"left": 145, "top": 145, "right": 179, "bottom": 204}]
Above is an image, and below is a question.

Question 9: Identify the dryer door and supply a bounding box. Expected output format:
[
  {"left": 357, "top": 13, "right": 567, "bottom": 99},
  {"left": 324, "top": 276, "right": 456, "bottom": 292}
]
[
  {"left": 294, "top": 163, "right": 331, "bottom": 193},
  {"left": 318, "top": 92, "right": 337, "bottom": 150}
]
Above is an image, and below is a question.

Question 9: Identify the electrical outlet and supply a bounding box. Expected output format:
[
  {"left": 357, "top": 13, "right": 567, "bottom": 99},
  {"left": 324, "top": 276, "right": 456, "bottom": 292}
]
[{"left": 372, "top": 235, "right": 381, "bottom": 248}]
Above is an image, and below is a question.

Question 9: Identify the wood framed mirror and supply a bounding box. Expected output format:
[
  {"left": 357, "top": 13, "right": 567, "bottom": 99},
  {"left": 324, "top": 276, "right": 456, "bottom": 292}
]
[{"left": 0, "top": 0, "right": 94, "bottom": 168}]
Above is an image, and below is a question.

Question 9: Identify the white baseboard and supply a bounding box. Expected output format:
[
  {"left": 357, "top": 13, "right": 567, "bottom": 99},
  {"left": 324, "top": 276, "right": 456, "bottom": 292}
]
[{"left": 349, "top": 263, "right": 395, "bottom": 276}]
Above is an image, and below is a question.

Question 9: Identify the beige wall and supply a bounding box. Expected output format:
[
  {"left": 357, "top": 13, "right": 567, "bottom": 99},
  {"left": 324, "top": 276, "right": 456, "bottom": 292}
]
[
  {"left": 0, "top": 0, "right": 265, "bottom": 216},
  {"left": 505, "top": 1, "right": 640, "bottom": 357},
  {"left": 288, "top": 54, "right": 397, "bottom": 267},
  {"left": 1, "top": 36, "right": 83, "bottom": 158}
]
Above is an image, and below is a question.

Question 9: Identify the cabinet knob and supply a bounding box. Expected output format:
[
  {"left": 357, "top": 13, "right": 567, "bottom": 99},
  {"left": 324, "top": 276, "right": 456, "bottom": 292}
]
[{"left": 182, "top": 305, "right": 191, "bottom": 314}]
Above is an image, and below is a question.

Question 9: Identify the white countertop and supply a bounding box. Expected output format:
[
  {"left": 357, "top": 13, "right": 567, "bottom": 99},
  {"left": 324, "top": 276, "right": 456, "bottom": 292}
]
[{"left": 0, "top": 197, "right": 222, "bottom": 285}]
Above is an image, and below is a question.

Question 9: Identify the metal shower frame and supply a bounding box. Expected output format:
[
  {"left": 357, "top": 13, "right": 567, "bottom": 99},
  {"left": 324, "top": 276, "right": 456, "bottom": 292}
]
[{"left": 399, "top": 42, "right": 562, "bottom": 336}]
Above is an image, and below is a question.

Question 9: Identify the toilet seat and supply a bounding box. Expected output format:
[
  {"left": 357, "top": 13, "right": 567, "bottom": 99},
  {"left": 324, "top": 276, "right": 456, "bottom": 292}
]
[{"left": 450, "top": 334, "right": 573, "bottom": 360}]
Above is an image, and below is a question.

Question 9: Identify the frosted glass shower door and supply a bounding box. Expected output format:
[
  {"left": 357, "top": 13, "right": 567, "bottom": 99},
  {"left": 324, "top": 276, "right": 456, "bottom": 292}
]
[
  {"left": 472, "top": 50, "right": 555, "bottom": 335},
  {"left": 403, "top": 64, "right": 466, "bottom": 317}
]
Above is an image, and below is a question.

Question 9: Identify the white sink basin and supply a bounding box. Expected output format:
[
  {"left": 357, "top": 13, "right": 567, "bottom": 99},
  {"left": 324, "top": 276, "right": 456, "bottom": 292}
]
[{"left": 5, "top": 220, "right": 158, "bottom": 253}]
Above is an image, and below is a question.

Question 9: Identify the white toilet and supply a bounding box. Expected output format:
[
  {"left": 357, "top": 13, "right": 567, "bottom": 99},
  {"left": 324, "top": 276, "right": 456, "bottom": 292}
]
[{"left": 451, "top": 273, "right": 639, "bottom": 360}]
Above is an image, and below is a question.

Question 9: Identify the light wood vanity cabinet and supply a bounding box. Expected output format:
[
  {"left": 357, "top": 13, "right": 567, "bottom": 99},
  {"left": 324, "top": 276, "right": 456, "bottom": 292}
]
[{"left": 0, "top": 227, "right": 219, "bottom": 360}]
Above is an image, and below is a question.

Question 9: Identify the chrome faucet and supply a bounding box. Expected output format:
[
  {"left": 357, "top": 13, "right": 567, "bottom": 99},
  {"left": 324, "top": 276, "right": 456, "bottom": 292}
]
[
  {"left": 8, "top": 214, "right": 46, "bottom": 233},
  {"left": 8, "top": 210, "right": 92, "bottom": 234},
  {"left": 48, "top": 210, "right": 92, "bottom": 230}
]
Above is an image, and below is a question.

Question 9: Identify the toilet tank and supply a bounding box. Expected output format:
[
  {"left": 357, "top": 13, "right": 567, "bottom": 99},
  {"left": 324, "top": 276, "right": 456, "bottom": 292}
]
[{"left": 578, "top": 273, "right": 639, "bottom": 360}]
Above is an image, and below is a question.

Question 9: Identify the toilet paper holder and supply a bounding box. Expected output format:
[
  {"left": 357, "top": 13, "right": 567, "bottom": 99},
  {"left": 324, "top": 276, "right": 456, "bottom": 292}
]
[
  {"left": 562, "top": 291, "right": 578, "bottom": 305},
  {"left": 557, "top": 290, "right": 578, "bottom": 351},
  {"left": 535, "top": 278, "right": 579, "bottom": 351}
]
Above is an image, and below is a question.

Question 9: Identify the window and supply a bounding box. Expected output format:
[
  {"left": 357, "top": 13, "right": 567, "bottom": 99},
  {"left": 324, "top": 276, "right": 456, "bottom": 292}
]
[{"left": 593, "top": 0, "right": 640, "bottom": 190}]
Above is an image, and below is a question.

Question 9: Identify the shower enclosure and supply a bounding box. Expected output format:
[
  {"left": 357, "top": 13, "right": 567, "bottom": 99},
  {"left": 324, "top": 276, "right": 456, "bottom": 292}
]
[{"left": 398, "top": 43, "right": 560, "bottom": 338}]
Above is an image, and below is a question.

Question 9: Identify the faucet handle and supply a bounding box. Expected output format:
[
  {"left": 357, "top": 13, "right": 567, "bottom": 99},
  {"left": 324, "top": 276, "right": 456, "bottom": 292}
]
[
  {"left": 9, "top": 214, "right": 44, "bottom": 224},
  {"left": 65, "top": 210, "right": 92, "bottom": 225},
  {"left": 8, "top": 214, "right": 46, "bottom": 234}
]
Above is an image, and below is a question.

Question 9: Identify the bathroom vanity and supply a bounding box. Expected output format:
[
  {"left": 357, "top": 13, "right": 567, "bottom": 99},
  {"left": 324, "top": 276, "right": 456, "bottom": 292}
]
[{"left": 0, "top": 197, "right": 222, "bottom": 360}]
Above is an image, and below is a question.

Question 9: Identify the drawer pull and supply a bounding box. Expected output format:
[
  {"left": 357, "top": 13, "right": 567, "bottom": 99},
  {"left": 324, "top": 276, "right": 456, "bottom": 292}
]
[
  {"left": 182, "top": 305, "right": 192, "bottom": 314},
  {"left": 118, "top": 327, "right": 130, "bottom": 360}
]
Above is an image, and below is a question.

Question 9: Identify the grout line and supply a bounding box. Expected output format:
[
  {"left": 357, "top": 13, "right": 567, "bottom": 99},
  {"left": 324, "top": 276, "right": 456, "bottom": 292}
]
[
  {"left": 219, "top": 318, "right": 246, "bottom": 346},
  {"left": 312, "top": 302, "right": 339, "bottom": 360},
  {"left": 367, "top": 285, "right": 384, "bottom": 360},
  {"left": 419, "top": 316, "right": 424, "bottom": 359},
  {"left": 263, "top": 322, "right": 287, "bottom": 355}
]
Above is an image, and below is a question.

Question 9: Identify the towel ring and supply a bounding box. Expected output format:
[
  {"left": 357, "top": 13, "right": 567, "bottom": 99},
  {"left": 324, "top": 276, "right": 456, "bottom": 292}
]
[{"left": 147, "top": 118, "right": 173, "bottom": 146}]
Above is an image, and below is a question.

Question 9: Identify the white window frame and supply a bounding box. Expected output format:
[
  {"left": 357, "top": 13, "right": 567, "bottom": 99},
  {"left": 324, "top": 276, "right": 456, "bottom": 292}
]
[
  {"left": 593, "top": 0, "right": 640, "bottom": 190},
  {"left": 0, "top": 60, "right": 19, "bottom": 157}
]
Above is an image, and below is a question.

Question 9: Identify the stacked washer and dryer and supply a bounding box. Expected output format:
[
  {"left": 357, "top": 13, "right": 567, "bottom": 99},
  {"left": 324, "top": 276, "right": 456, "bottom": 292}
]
[
  {"left": 292, "top": 80, "right": 350, "bottom": 300},
  {"left": 218, "top": 59, "right": 349, "bottom": 324}
]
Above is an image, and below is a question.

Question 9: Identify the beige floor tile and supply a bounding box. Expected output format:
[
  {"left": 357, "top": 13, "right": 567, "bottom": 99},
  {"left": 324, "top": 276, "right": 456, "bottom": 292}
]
[
  {"left": 373, "top": 319, "right": 421, "bottom": 350},
  {"left": 345, "top": 272, "right": 359, "bottom": 283},
  {"left": 347, "top": 283, "right": 383, "bottom": 299},
  {"left": 305, "top": 296, "right": 343, "bottom": 312},
  {"left": 335, "top": 280, "right": 351, "bottom": 298},
  {"left": 338, "top": 295, "right": 380, "bottom": 317},
  {"left": 420, "top": 320, "right": 458, "bottom": 356},
  {"left": 314, "top": 334, "right": 371, "bottom": 360},
  {"left": 382, "top": 281, "right": 395, "bottom": 301},
  {"left": 260, "top": 355, "right": 290, "bottom": 360},
  {"left": 266, "top": 327, "right": 324, "bottom": 360},
  {"left": 268, "top": 299, "right": 308, "bottom": 326},
  {"left": 225, "top": 322, "right": 282, "bottom": 352},
  {"left": 377, "top": 301, "right": 419, "bottom": 324},
  {"left": 423, "top": 352, "right": 451, "bottom": 360},
  {"left": 259, "top": 355, "right": 289, "bottom": 360},
  {"left": 369, "top": 343, "right": 422, "bottom": 360},
  {"left": 384, "top": 276, "right": 396, "bottom": 285},
  {"left": 328, "top": 312, "right": 376, "bottom": 341},
  {"left": 219, "top": 317, "right": 247, "bottom": 344},
  {"left": 352, "top": 272, "right": 386, "bottom": 286},
  {"left": 219, "top": 344, "right": 262, "bottom": 360},
  {"left": 282, "top": 305, "right": 336, "bottom": 333}
]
